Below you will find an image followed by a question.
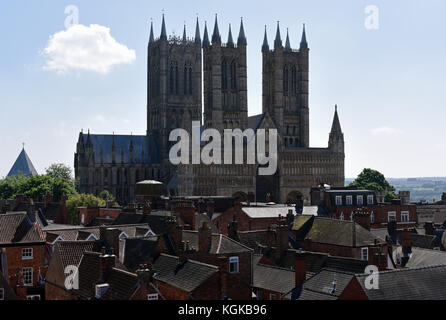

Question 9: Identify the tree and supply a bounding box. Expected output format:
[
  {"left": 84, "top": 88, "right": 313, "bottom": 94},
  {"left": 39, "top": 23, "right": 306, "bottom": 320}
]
[
  {"left": 66, "top": 193, "right": 106, "bottom": 224},
  {"left": 0, "top": 163, "right": 76, "bottom": 202},
  {"left": 98, "top": 190, "right": 115, "bottom": 202},
  {"left": 46, "top": 163, "right": 73, "bottom": 182},
  {"left": 349, "top": 168, "right": 397, "bottom": 202}
]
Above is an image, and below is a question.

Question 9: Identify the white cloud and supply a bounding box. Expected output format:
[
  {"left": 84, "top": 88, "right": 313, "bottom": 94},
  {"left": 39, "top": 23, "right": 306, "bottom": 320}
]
[
  {"left": 370, "top": 126, "right": 402, "bottom": 136},
  {"left": 43, "top": 24, "right": 136, "bottom": 74}
]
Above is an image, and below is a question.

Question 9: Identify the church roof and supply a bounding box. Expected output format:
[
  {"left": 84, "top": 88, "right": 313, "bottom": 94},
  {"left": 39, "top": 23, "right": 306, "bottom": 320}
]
[
  {"left": 7, "top": 148, "right": 38, "bottom": 177},
  {"left": 80, "top": 134, "right": 159, "bottom": 164}
]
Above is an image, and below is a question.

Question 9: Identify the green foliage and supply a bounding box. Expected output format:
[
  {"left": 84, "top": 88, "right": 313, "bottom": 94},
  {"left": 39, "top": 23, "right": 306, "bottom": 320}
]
[
  {"left": 98, "top": 189, "right": 115, "bottom": 202},
  {"left": 0, "top": 164, "right": 76, "bottom": 202},
  {"left": 349, "top": 168, "right": 397, "bottom": 202},
  {"left": 46, "top": 163, "right": 73, "bottom": 182},
  {"left": 66, "top": 193, "right": 106, "bottom": 224}
]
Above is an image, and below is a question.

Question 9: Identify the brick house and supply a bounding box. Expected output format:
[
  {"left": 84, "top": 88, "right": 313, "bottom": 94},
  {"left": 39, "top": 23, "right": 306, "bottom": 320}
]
[
  {"left": 0, "top": 212, "right": 47, "bottom": 300},
  {"left": 150, "top": 254, "right": 221, "bottom": 300},
  {"left": 292, "top": 215, "right": 391, "bottom": 270},
  {"left": 311, "top": 187, "right": 417, "bottom": 230},
  {"left": 45, "top": 240, "right": 103, "bottom": 300}
]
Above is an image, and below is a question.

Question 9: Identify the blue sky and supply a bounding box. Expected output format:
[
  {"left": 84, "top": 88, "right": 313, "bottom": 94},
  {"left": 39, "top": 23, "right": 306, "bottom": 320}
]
[{"left": 0, "top": 0, "right": 445, "bottom": 178}]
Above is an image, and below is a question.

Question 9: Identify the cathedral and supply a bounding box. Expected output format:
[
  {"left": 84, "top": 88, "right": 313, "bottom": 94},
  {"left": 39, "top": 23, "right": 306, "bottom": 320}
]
[{"left": 74, "top": 14, "right": 345, "bottom": 205}]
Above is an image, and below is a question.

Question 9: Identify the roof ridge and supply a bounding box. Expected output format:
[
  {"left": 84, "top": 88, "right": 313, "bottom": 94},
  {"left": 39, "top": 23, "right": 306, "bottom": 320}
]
[
  {"left": 159, "top": 253, "right": 219, "bottom": 270},
  {"left": 257, "top": 263, "right": 295, "bottom": 273},
  {"left": 355, "top": 264, "right": 446, "bottom": 277},
  {"left": 219, "top": 233, "right": 254, "bottom": 251}
]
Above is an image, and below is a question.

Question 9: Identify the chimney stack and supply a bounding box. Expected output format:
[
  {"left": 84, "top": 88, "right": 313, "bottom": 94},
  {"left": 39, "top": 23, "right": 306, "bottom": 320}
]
[
  {"left": 198, "top": 222, "right": 212, "bottom": 253},
  {"left": 99, "top": 247, "right": 116, "bottom": 280},
  {"left": 294, "top": 251, "right": 307, "bottom": 288},
  {"left": 424, "top": 221, "right": 435, "bottom": 236}
]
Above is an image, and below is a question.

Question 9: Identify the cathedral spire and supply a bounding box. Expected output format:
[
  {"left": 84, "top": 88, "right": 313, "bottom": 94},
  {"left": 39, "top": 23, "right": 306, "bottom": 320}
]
[
  {"left": 149, "top": 20, "right": 154, "bottom": 45},
  {"left": 227, "top": 24, "right": 234, "bottom": 46},
  {"left": 274, "top": 21, "right": 282, "bottom": 48},
  {"left": 212, "top": 14, "right": 221, "bottom": 44},
  {"left": 183, "top": 24, "right": 187, "bottom": 43},
  {"left": 237, "top": 17, "right": 247, "bottom": 46},
  {"left": 262, "top": 26, "right": 269, "bottom": 52},
  {"left": 300, "top": 23, "right": 308, "bottom": 49},
  {"left": 203, "top": 21, "right": 210, "bottom": 48},
  {"left": 330, "top": 105, "right": 343, "bottom": 134},
  {"left": 160, "top": 13, "right": 167, "bottom": 41},
  {"left": 195, "top": 17, "right": 201, "bottom": 44},
  {"left": 285, "top": 28, "right": 291, "bottom": 51}
]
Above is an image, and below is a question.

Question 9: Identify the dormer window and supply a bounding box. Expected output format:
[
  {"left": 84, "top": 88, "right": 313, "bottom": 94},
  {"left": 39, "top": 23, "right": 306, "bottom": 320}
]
[{"left": 119, "top": 232, "right": 128, "bottom": 239}]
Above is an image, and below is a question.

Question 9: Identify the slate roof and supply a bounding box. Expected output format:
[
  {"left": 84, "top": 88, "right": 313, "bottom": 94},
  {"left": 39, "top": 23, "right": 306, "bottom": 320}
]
[
  {"left": 99, "top": 268, "right": 140, "bottom": 300},
  {"left": 112, "top": 212, "right": 170, "bottom": 235},
  {"left": 7, "top": 148, "right": 38, "bottom": 177},
  {"left": 238, "top": 230, "right": 269, "bottom": 251},
  {"left": 297, "top": 269, "right": 355, "bottom": 300},
  {"left": 292, "top": 216, "right": 377, "bottom": 247},
  {"left": 248, "top": 114, "right": 265, "bottom": 132},
  {"left": 121, "top": 237, "right": 159, "bottom": 272},
  {"left": 181, "top": 231, "right": 253, "bottom": 254},
  {"left": 243, "top": 206, "right": 297, "bottom": 218},
  {"left": 253, "top": 263, "right": 296, "bottom": 295},
  {"left": 45, "top": 224, "right": 153, "bottom": 242},
  {"left": 411, "top": 233, "right": 439, "bottom": 249},
  {"left": 0, "top": 212, "right": 45, "bottom": 244},
  {"left": 355, "top": 265, "right": 446, "bottom": 300},
  {"left": 53, "top": 240, "right": 101, "bottom": 269},
  {"left": 393, "top": 246, "right": 446, "bottom": 268},
  {"left": 80, "top": 133, "right": 159, "bottom": 164},
  {"left": 152, "top": 254, "right": 218, "bottom": 293}
]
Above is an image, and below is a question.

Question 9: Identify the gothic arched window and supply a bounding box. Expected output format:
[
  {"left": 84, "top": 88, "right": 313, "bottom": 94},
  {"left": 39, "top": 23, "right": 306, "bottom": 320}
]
[
  {"left": 230, "top": 61, "right": 237, "bottom": 90},
  {"left": 283, "top": 66, "right": 289, "bottom": 93},
  {"left": 188, "top": 68, "right": 193, "bottom": 94},
  {"left": 222, "top": 60, "right": 228, "bottom": 90},
  {"left": 184, "top": 66, "right": 188, "bottom": 95},
  {"left": 175, "top": 65, "right": 179, "bottom": 94},
  {"left": 291, "top": 66, "right": 297, "bottom": 94}
]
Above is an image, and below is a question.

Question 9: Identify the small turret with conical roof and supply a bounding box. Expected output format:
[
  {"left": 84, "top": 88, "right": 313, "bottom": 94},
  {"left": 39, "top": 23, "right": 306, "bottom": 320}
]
[
  {"left": 300, "top": 23, "right": 308, "bottom": 50},
  {"left": 285, "top": 28, "right": 291, "bottom": 51},
  {"left": 274, "top": 21, "right": 282, "bottom": 48},
  {"left": 237, "top": 18, "right": 247, "bottom": 46},
  {"left": 262, "top": 26, "right": 269, "bottom": 52},
  {"left": 195, "top": 17, "right": 201, "bottom": 45},
  {"left": 149, "top": 20, "right": 154, "bottom": 45},
  {"left": 211, "top": 14, "right": 221, "bottom": 44},
  {"left": 160, "top": 13, "right": 167, "bottom": 41},
  {"left": 227, "top": 24, "right": 234, "bottom": 47},
  {"left": 329, "top": 105, "right": 344, "bottom": 154},
  {"left": 203, "top": 21, "right": 210, "bottom": 48}
]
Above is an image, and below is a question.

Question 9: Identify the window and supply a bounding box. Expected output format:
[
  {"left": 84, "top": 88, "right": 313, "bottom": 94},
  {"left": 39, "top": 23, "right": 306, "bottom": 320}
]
[
  {"left": 147, "top": 293, "right": 159, "bottom": 300},
  {"left": 119, "top": 232, "right": 128, "bottom": 239},
  {"left": 230, "top": 61, "right": 237, "bottom": 90},
  {"left": 0, "top": 288, "right": 4, "bottom": 300},
  {"left": 229, "top": 256, "right": 239, "bottom": 274},
  {"left": 339, "top": 212, "right": 344, "bottom": 220},
  {"left": 22, "top": 267, "right": 33, "bottom": 286},
  {"left": 22, "top": 248, "right": 33, "bottom": 260},
  {"left": 370, "top": 212, "right": 375, "bottom": 224},
  {"left": 283, "top": 66, "right": 289, "bottom": 93},
  {"left": 401, "top": 211, "right": 410, "bottom": 222},
  {"left": 357, "top": 195, "right": 363, "bottom": 206},
  {"left": 256, "top": 290, "right": 263, "bottom": 300},
  {"left": 346, "top": 196, "right": 353, "bottom": 205},
  {"left": 335, "top": 196, "right": 342, "bottom": 206},
  {"left": 291, "top": 66, "right": 297, "bottom": 94},
  {"left": 388, "top": 211, "right": 396, "bottom": 222},
  {"left": 367, "top": 195, "right": 374, "bottom": 205},
  {"left": 221, "top": 60, "right": 227, "bottom": 90},
  {"left": 361, "top": 247, "right": 369, "bottom": 261},
  {"left": 270, "top": 293, "right": 276, "bottom": 300}
]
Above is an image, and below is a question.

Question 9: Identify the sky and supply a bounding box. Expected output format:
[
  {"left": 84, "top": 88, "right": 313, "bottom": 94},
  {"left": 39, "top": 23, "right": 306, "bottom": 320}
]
[{"left": 0, "top": 0, "right": 445, "bottom": 179}]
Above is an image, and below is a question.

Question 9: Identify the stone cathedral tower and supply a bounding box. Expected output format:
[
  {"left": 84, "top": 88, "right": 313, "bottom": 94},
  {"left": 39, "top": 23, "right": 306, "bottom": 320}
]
[
  {"left": 262, "top": 22, "right": 309, "bottom": 148},
  {"left": 203, "top": 16, "right": 248, "bottom": 132},
  {"left": 146, "top": 15, "right": 203, "bottom": 161}
]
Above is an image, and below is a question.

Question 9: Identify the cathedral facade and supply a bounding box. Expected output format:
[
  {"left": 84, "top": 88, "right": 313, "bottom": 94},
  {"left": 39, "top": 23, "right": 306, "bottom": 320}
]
[{"left": 74, "top": 15, "right": 345, "bottom": 205}]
